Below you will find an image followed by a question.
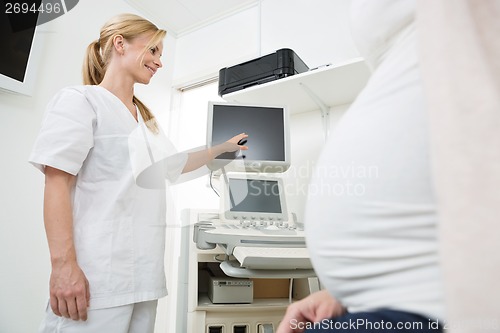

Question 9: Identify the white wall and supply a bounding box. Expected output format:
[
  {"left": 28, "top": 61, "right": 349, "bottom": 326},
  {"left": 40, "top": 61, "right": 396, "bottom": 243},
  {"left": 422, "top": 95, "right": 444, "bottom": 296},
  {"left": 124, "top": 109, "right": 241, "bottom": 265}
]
[
  {"left": 260, "top": 0, "right": 358, "bottom": 67},
  {"left": 0, "top": 1, "right": 176, "bottom": 332},
  {"left": 173, "top": 0, "right": 359, "bottom": 85},
  {"left": 173, "top": 5, "right": 261, "bottom": 85}
]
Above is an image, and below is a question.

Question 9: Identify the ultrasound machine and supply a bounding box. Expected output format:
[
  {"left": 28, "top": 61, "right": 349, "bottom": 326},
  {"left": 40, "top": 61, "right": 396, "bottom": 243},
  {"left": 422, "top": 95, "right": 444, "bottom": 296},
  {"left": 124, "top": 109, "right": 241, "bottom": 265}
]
[{"left": 193, "top": 102, "right": 315, "bottom": 278}]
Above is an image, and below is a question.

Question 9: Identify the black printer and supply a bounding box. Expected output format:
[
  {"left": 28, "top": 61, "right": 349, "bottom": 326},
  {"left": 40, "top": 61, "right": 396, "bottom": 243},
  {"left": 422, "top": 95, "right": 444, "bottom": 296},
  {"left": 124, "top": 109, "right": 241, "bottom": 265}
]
[{"left": 218, "top": 48, "right": 309, "bottom": 96}]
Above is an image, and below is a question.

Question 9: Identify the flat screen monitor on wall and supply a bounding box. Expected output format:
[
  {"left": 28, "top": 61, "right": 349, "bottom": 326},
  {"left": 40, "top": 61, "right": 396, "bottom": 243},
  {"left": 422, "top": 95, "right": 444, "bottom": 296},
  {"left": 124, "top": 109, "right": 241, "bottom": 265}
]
[
  {"left": 0, "top": 10, "right": 43, "bottom": 95},
  {"left": 206, "top": 101, "right": 290, "bottom": 173}
]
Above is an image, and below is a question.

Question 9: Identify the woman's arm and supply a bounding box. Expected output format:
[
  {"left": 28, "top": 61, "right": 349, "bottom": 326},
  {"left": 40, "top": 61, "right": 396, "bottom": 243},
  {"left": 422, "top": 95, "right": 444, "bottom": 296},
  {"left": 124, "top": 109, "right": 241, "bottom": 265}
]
[
  {"left": 44, "top": 166, "right": 90, "bottom": 321},
  {"left": 182, "top": 133, "right": 248, "bottom": 174}
]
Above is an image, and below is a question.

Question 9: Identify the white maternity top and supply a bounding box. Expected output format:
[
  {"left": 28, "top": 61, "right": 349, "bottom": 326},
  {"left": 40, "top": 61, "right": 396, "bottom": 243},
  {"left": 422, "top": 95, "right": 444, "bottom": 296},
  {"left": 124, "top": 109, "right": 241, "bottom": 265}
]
[{"left": 304, "top": 0, "right": 444, "bottom": 320}]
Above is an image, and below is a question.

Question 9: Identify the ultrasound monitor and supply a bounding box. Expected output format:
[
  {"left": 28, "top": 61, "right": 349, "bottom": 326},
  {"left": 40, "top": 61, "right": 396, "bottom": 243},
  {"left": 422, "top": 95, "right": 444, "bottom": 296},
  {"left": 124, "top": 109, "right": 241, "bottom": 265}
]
[
  {"left": 221, "top": 173, "right": 289, "bottom": 222},
  {"left": 206, "top": 101, "right": 290, "bottom": 172}
]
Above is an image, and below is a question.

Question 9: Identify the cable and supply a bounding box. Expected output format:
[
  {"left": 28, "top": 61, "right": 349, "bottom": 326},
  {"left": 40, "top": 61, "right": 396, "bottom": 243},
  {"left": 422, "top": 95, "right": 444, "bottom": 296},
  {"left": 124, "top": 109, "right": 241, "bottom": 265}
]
[
  {"left": 214, "top": 254, "right": 225, "bottom": 262},
  {"left": 209, "top": 171, "right": 220, "bottom": 197}
]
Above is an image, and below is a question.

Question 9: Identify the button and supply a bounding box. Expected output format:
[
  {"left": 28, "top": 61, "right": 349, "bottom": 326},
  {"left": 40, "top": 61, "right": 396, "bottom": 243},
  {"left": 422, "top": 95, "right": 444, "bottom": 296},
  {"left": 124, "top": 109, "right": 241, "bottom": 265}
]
[{"left": 258, "top": 323, "right": 274, "bottom": 333}]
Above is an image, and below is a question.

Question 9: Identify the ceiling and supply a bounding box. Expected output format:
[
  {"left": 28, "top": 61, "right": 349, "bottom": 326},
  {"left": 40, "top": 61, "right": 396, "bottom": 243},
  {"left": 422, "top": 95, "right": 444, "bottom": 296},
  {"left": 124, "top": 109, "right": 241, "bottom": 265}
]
[{"left": 125, "top": 0, "right": 260, "bottom": 37}]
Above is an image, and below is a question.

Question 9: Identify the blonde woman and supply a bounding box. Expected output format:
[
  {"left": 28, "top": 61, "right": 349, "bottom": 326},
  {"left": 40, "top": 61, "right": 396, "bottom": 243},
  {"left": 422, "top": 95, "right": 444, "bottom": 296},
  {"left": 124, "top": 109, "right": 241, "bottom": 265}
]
[{"left": 30, "top": 13, "right": 247, "bottom": 333}]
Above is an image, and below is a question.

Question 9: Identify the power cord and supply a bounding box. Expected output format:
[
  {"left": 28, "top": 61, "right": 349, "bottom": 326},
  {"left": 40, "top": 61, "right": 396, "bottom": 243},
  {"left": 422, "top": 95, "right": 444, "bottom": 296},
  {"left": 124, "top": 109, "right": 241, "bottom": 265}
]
[
  {"left": 209, "top": 171, "right": 220, "bottom": 197},
  {"left": 214, "top": 254, "right": 225, "bottom": 262}
]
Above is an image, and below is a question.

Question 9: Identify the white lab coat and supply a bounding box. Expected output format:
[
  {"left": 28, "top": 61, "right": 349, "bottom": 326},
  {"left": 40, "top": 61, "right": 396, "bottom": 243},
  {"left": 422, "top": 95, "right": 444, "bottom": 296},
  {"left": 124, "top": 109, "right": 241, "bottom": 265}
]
[{"left": 29, "top": 85, "right": 187, "bottom": 309}]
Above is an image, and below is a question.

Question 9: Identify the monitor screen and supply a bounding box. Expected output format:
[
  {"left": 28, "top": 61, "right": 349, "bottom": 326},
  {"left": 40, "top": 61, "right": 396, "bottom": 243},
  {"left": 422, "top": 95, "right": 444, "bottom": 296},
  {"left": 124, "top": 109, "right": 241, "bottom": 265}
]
[
  {"left": 0, "top": 20, "right": 34, "bottom": 82},
  {"left": 0, "top": 10, "right": 43, "bottom": 95},
  {"left": 222, "top": 173, "right": 289, "bottom": 221},
  {"left": 228, "top": 179, "right": 282, "bottom": 214},
  {"left": 207, "top": 102, "right": 290, "bottom": 172}
]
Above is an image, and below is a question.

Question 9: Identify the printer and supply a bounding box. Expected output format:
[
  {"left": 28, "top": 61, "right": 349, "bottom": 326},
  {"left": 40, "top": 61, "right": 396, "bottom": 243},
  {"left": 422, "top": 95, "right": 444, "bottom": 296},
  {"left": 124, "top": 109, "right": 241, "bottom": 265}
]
[{"left": 218, "top": 48, "right": 309, "bottom": 96}]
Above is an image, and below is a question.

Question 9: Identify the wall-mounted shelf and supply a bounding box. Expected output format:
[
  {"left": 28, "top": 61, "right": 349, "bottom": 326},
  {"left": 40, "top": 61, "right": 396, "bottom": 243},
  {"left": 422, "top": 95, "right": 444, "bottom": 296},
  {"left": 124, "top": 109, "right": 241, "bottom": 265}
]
[{"left": 222, "top": 57, "right": 371, "bottom": 114}]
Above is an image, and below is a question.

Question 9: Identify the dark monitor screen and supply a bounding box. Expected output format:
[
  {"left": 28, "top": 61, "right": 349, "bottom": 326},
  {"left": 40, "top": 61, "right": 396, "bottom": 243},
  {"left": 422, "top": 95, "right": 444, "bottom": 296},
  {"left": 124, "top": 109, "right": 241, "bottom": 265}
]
[
  {"left": 210, "top": 104, "right": 286, "bottom": 162},
  {"left": 0, "top": 10, "right": 38, "bottom": 82},
  {"left": 0, "top": 9, "right": 44, "bottom": 95},
  {"left": 228, "top": 179, "right": 282, "bottom": 214}
]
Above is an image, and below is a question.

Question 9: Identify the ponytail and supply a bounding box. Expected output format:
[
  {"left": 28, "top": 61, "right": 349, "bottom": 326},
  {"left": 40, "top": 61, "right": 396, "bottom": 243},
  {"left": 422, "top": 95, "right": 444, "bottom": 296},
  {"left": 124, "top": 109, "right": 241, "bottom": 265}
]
[
  {"left": 82, "top": 40, "right": 104, "bottom": 85},
  {"left": 133, "top": 96, "right": 159, "bottom": 134}
]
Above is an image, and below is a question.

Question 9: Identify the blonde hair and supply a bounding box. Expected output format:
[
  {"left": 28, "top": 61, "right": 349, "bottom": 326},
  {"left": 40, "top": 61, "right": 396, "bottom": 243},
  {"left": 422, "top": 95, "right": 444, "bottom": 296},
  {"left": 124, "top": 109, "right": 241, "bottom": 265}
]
[{"left": 83, "top": 13, "right": 166, "bottom": 133}]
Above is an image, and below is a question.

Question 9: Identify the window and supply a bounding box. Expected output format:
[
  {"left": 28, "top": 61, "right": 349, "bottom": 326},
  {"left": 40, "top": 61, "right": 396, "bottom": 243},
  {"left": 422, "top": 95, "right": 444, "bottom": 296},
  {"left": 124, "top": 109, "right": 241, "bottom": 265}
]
[{"left": 169, "top": 81, "right": 225, "bottom": 217}]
